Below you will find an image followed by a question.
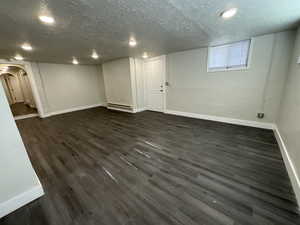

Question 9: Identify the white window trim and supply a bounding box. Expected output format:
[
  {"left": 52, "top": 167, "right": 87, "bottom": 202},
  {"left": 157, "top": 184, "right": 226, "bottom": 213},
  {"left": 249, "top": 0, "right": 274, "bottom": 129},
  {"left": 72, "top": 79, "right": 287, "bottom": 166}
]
[{"left": 207, "top": 38, "right": 254, "bottom": 73}]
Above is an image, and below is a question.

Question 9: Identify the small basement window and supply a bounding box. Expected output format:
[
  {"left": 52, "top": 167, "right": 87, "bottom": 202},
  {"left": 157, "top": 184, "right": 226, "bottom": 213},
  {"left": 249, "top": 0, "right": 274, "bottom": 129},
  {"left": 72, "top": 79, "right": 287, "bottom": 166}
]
[{"left": 208, "top": 39, "right": 251, "bottom": 72}]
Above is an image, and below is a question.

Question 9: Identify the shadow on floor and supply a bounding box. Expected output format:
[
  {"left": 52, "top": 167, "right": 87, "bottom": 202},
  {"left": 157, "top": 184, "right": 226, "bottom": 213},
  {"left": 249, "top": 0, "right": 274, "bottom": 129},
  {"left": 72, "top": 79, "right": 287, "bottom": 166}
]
[{"left": 10, "top": 102, "right": 37, "bottom": 117}]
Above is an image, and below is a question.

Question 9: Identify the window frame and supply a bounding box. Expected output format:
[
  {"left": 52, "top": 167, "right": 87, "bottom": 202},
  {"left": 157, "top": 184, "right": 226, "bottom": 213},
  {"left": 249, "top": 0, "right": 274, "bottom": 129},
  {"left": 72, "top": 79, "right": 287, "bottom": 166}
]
[{"left": 207, "top": 38, "right": 254, "bottom": 73}]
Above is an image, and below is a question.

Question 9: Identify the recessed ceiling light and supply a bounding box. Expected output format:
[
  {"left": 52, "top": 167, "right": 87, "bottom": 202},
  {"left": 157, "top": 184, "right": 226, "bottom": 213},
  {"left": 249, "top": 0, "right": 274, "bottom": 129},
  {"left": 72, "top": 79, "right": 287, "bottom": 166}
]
[
  {"left": 15, "top": 55, "right": 24, "bottom": 61},
  {"left": 221, "top": 8, "right": 238, "bottom": 19},
  {"left": 72, "top": 58, "right": 79, "bottom": 65},
  {"left": 91, "top": 51, "right": 99, "bottom": 59},
  {"left": 142, "top": 52, "right": 148, "bottom": 59},
  {"left": 129, "top": 38, "right": 137, "bottom": 47},
  {"left": 39, "top": 15, "right": 55, "bottom": 24},
  {"left": 21, "top": 43, "right": 33, "bottom": 51}
]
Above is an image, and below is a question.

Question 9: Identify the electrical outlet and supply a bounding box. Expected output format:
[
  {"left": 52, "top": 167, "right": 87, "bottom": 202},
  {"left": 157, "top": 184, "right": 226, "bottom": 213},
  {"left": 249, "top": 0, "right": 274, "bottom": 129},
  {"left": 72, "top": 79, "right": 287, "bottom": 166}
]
[
  {"left": 297, "top": 56, "right": 300, "bottom": 64},
  {"left": 257, "top": 113, "right": 264, "bottom": 119}
]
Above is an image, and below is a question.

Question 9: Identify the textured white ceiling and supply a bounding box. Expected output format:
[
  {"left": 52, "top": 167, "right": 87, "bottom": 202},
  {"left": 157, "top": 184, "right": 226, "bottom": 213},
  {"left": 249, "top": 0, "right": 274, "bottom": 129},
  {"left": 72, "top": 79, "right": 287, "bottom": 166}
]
[{"left": 0, "top": 0, "right": 299, "bottom": 64}]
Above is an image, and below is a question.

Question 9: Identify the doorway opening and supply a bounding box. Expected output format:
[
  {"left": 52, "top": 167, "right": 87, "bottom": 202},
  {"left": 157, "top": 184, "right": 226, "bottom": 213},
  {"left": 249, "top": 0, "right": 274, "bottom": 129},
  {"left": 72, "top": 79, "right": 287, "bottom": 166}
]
[{"left": 0, "top": 64, "right": 38, "bottom": 119}]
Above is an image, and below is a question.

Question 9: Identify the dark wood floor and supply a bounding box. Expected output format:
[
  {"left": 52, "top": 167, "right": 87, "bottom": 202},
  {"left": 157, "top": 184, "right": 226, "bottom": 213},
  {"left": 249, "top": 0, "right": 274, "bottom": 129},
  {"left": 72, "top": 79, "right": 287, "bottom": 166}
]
[
  {"left": 10, "top": 102, "right": 37, "bottom": 116},
  {"left": 1, "top": 107, "right": 299, "bottom": 225}
]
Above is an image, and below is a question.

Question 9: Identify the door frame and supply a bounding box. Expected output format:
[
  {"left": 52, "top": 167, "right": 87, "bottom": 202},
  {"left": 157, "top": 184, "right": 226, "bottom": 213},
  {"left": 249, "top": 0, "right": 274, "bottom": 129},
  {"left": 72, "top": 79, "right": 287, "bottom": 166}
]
[
  {"left": 143, "top": 55, "right": 167, "bottom": 113},
  {"left": 0, "top": 59, "right": 44, "bottom": 117}
]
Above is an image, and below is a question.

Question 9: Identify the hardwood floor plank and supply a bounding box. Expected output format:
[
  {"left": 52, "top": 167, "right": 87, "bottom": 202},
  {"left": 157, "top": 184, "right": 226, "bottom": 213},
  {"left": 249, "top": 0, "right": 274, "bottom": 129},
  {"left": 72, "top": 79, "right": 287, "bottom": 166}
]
[{"left": 1, "top": 107, "right": 299, "bottom": 225}]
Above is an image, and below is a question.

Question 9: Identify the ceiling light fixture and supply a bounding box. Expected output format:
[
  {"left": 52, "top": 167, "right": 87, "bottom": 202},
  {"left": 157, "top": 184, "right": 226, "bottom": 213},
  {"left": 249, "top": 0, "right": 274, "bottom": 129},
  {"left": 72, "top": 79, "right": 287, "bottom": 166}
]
[
  {"left": 91, "top": 51, "right": 99, "bottom": 59},
  {"left": 72, "top": 58, "right": 79, "bottom": 65},
  {"left": 39, "top": 15, "right": 55, "bottom": 24},
  {"left": 221, "top": 8, "right": 238, "bottom": 19},
  {"left": 21, "top": 43, "right": 33, "bottom": 51},
  {"left": 142, "top": 52, "right": 148, "bottom": 59},
  {"left": 129, "top": 38, "right": 137, "bottom": 47},
  {"left": 15, "top": 55, "right": 24, "bottom": 61}
]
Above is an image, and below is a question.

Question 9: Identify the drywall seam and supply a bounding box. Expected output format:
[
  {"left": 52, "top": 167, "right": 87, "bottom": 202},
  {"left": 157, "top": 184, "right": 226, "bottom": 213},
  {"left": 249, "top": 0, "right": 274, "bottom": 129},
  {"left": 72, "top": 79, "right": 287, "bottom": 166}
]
[
  {"left": 274, "top": 126, "right": 300, "bottom": 207},
  {"left": 0, "top": 184, "right": 44, "bottom": 218},
  {"left": 165, "top": 110, "right": 275, "bottom": 129},
  {"left": 261, "top": 34, "right": 276, "bottom": 113}
]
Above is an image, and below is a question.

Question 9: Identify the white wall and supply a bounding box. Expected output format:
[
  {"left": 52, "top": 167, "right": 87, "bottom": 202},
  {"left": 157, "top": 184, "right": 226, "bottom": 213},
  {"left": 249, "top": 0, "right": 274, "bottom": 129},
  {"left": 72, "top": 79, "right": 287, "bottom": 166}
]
[
  {"left": 166, "top": 31, "right": 295, "bottom": 123},
  {"left": 103, "top": 58, "right": 133, "bottom": 107},
  {"left": 276, "top": 27, "right": 300, "bottom": 202},
  {"left": 0, "top": 83, "right": 43, "bottom": 217},
  {"left": 132, "top": 58, "right": 146, "bottom": 110},
  {"left": 102, "top": 58, "right": 146, "bottom": 111},
  {"left": 30, "top": 63, "right": 106, "bottom": 115}
]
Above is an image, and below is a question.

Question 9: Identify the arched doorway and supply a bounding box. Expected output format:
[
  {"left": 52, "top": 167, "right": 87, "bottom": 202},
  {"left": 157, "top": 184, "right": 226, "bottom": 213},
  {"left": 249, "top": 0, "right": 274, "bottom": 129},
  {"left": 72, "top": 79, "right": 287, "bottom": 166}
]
[{"left": 0, "top": 65, "right": 38, "bottom": 118}]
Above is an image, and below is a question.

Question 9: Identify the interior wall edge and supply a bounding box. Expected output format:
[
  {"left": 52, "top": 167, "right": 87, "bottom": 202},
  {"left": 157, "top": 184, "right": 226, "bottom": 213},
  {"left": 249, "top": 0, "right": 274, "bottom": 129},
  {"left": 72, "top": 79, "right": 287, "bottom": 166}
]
[
  {"left": 129, "top": 57, "right": 138, "bottom": 111},
  {"left": 273, "top": 125, "right": 300, "bottom": 207},
  {"left": 272, "top": 31, "right": 297, "bottom": 122},
  {"left": 0, "top": 183, "right": 44, "bottom": 219},
  {"left": 30, "top": 62, "right": 50, "bottom": 116},
  {"left": 165, "top": 110, "right": 275, "bottom": 130}
]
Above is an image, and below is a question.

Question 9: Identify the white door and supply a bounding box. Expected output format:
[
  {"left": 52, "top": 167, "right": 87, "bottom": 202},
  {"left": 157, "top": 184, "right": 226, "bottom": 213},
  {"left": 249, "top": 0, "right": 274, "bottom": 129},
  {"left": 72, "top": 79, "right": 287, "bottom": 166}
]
[
  {"left": 1, "top": 77, "right": 13, "bottom": 105},
  {"left": 145, "top": 56, "right": 166, "bottom": 112},
  {"left": 8, "top": 76, "right": 24, "bottom": 103}
]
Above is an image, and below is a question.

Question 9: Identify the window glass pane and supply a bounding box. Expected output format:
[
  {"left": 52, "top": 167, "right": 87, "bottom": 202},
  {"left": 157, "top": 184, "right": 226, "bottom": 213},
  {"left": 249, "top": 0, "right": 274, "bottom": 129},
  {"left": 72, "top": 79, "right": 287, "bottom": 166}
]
[
  {"left": 240, "top": 40, "right": 250, "bottom": 66},
  {"left": 209, "top": 45, "right": 228, "bottom": 69},
  {"left": 208, "top": 40, "right": 250, "bottom": 71},
  {"left": 228, "top": 40, "right": 250, "bottom": 67}
]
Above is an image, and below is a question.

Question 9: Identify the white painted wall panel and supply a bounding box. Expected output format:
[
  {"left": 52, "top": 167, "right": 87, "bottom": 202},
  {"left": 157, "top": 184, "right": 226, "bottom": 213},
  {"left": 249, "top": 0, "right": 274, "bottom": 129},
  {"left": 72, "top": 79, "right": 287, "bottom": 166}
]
[
  {"left": 166, "top": 31, "right": 294, "bottom": 123},
  {"left": 0, "top": 83, "right": 41, "bottom": 205},
  {"left": 30, "top": 63, "right": 106, "bottom": 114},
  {"left": 133, "top": 58, "right": 146, "bottom": 110},
  {"left": 277, "top": 27, "right": 300, "bottom": 184},
  {"left": 103, "top": 58, "right": 133, "bottom": 106}
]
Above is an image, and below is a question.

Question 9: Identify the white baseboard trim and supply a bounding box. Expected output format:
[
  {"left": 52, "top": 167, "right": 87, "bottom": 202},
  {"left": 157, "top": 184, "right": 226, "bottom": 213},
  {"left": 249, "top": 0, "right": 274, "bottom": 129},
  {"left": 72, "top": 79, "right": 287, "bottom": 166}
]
[
  {"left": 165, "top": 110, "right": 275, "bottom": 130},
  {"left": 107, "top": 107, "right": 147, "bottom": 113},
  {"left": 14, "top": 113, "right": 39, "bottom": 121},
  {"left": 107, "top": 106, "right": 135, "bottom": 113},
  {"left": 41, "top": 103, "right": 105, "bottom": 118},
  {"left": 135, "top": 108, "right": 147, "bottom": 113},
  {"left": 0, "top": 184, "right": 44, "bottom": 218},
  {"left": 274, "top": 126, "right": 300, "bottom": 207}
]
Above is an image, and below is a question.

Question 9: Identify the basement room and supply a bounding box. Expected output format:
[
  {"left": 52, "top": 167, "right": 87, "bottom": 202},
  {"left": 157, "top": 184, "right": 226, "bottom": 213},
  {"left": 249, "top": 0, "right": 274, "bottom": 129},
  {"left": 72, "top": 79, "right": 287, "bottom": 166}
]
[{"left": 0, "top": 1, "right": 300, "bottom": 224}]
